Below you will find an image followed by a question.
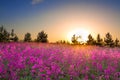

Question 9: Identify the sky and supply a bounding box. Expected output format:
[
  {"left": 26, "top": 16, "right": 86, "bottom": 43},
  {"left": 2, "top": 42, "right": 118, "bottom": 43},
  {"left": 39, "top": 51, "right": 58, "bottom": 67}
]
[{"left": 0, "top": 0, "right": 120, "bottom": 42}]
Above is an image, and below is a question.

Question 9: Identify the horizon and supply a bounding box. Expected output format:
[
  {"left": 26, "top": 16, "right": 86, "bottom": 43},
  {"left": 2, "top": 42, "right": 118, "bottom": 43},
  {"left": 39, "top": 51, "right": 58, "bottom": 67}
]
[{"left": 0, "top": 0, "right": 120, "bottom": 42}]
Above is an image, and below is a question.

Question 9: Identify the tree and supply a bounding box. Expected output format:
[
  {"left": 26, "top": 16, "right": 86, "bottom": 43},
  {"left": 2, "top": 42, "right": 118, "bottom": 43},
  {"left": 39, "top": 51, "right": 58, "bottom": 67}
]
[
  {"left": 0, "top": 26, "right": 10, "bottom": 42},
  {"left": 10, "top": 29, "right": 19, "bottom": 42},
  {"left": 0, "top": 26, "right": 4, "bottom": 42},
  {"left": 0, "top": 26, "right": 4, "bottom": 33},
  {"left": 13, "top": 35, "right": 19, "bottom": 42},
  {"left": 71, "top": 34, "right": 81, "bottom": 44},
  {"left": 71, "top": 34, "right": 77, "bottom": 44},
  {"left": 24, "top": 33, "right": 32, "bottom": 42},
  {"left": 87, "top": 34, "right": 95, "bottom": 45},
  {"left": 36, "top": 31, "right": 48, "bottom": 43},
  {"left": 3, "top": 29, "right": 10, "bottom": 42},
  {"left": 11, "top": 29, "right": 14, "bottom": 38},
  {"left": 115, "top": 38, "right": 119, "bottom": 47},
  {"left": 96, "top": 34, "right": 103, "bottom": 46},
  {"left": 104, "top": 32, "right": 114, "bottom": 47},
  {"left": 10, "top": 29, "right": 15, "bottom": 41}
]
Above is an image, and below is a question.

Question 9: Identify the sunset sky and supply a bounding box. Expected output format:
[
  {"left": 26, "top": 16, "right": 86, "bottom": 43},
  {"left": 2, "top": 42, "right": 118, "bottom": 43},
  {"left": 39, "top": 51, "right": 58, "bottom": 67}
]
[{"left": 0, "top": 0, "right": 120, "bottom": 42}]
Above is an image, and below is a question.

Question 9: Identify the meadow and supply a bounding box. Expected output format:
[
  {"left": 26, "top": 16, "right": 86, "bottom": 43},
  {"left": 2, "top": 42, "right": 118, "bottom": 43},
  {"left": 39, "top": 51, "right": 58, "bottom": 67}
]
[{"left": 0, "top": 43, "right": 120, "bottom": 80}]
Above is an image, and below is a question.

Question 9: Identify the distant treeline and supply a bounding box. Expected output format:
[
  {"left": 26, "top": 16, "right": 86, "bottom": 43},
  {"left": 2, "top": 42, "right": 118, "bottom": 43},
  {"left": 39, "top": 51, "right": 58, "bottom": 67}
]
[
  {"left": 55, "top": 32, "right": 120, "bottom": 48},
  {"left": 0, "top": 25, "right": 119, "bottom": 47},
  {"left": 70, "top": 33, "right": 119, "bottom": 47},
  {"left": 0, "top": 26, "right": 48, "bottom": 43}
]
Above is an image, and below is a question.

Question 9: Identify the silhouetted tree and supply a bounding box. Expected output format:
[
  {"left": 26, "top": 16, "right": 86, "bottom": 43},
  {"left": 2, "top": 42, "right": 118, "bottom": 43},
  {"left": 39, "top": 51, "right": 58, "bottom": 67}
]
[
  {"left": 115, "top": 38, "right": 119, "bottom": 47},
  {"left": 60, "top": 40, "right": 66, "bottom": 44},
  {"left": 13, "top": 35, "right": 19, "bottom": 42},
  {"left": 56, "top": 40, "right": 68, "bottom": 44},
  {"left": 0, "top": 26, "right": 4, "bottom": 42},
  {"left": 0, "top": 26, "right": 4, "bottom": 33},
  {"left": 36, "top": 31, "right": 48, "bottom": 43},
  {"left": 96, "top": 34, "right": 103, "bottom": 46},
  {"left": 24, "top": 33, "right": 32, "bottom": 42},
  {"left": 11, "top": 29, "right": 14, "bottom": 38},
  {"left": 3, "top": 29, "right": 10, "bottom": 42},
  {"left": 0, "top": 26, "right": 10, "bottom": 42},
  {"left": 10, "top": 29, "right": 15, "bottom": 41},
  {"left": 71, "top": 34, "right": 77, "bottom": 44},
  {"left": 71, "top": 34, "right": 81, "bottom": 44},
  {"left": 87, "top": 34, "right": 95, "bottom": 45},
  {"left": 104, "top": 32, "right": 114, "bottom": 47},
  {"left": 10, "top": 29, "right": 19, "bottom": 42},
  {"left": 34, "top": 39, "right": 37, "bottom": 42}
]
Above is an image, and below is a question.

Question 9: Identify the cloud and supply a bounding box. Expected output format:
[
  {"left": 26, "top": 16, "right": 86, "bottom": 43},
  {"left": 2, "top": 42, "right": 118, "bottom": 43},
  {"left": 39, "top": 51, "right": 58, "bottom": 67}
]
[{"left": 31, "top": 0, "right": 43, "bottom": 5}]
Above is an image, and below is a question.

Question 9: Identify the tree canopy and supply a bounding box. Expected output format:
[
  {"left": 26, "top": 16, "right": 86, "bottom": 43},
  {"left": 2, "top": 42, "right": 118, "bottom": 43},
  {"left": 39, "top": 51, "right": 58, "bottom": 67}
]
[
  {"left": 24, "top": 33, "right": 32, "bottom": 42},
  {"left": 36, "top": 30, "right": 48, "bottom": 43}
]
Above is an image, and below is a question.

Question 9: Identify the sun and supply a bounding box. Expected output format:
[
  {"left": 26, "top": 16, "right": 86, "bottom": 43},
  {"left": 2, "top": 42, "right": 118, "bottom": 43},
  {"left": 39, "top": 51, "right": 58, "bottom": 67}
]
[{"left": 67, "top": 28, "right": 89, "bottom": 43}]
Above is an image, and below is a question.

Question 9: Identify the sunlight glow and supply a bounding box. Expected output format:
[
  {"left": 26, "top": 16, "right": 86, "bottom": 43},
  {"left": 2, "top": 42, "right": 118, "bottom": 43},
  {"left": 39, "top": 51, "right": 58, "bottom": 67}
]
[{"left": 67, "top": 28, "right": 89, "bottom": 43}]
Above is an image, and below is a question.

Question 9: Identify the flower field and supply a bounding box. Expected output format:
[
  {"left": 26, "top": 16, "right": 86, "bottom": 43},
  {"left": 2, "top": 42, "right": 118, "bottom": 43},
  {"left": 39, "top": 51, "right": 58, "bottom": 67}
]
[{"left": 0, "top": 43, "right": 120, "bottom": 80}]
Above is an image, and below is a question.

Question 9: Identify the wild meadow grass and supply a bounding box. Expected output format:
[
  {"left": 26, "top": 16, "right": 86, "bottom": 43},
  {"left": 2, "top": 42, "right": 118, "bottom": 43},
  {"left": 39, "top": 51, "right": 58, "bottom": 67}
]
[{"left": 0, "top": 43, "right": 120, "bottom": 80}]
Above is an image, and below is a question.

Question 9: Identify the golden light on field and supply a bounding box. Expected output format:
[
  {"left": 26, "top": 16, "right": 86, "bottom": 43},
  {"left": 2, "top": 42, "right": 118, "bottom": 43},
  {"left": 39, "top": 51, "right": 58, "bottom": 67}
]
[{"left": 67, "top": 28, "right": 89, "bottom": 43}]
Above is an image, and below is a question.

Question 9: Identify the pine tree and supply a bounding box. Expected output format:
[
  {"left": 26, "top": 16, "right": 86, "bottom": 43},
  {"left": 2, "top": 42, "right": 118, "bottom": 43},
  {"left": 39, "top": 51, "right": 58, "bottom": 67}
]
[
  {"left": 71, "top": 34, "right": 81, "bottom": 44},
  {"left": 104, "top": 32, "right": 114, "bottom": 47},
  {"left": 10, "top": 29, "right": 19, "bottom": 42},
  {"left": 11, "top": 29, "right": 14, "bottom": 38},
  {"left": 87, "top": 34, "right": 95, "bottom": 45},
  {"left": 71, "top": 34, "right": 77, "bottom": 44},
  {"left": 3, "top": 29, "right": 10, "bottom": 42},
  {"left": 36, "top": 31, "right": 48, "bottom": 43},
  {"left": 96, "top": 34, "right": 103, "bottom": 46},
  {"left": 115, "top": 38, "right": 119, "bottom": 47},
  {"left": 13, "top": 35, "right": 19, "bottom": 42},
  {"left": 24, "top": 33, "right": 32, "bottom": 42},
  {"left": 0, "top": 26, "right": 10, "bottom": 42}
]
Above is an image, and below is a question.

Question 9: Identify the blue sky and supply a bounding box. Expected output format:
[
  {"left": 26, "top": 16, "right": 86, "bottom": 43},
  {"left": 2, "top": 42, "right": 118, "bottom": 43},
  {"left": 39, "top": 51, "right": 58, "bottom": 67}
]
[{"left": 0, "top": 0, "right": 120, "bottom": 42}]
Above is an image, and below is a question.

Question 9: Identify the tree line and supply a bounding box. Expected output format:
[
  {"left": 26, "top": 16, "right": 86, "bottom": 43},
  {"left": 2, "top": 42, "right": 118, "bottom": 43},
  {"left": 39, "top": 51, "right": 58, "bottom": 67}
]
[
  {"left": 0, "top": 26, "right": 48, "bottom": 43},
  {"left": 0, "top": 25, "right": 120, "bottom": 47},
  {"left": 71, "top": 33, "right": 119, "bottom": 47}
]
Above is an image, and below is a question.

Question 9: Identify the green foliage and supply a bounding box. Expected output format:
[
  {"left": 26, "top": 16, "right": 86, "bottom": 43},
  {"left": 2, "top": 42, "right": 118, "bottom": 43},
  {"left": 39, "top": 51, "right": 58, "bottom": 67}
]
[
  {"left": 56, "top": 40, "right": 70, "bottom": 44},
  {"left": 24, "top": 33, "right": 32, "bottom": 42},
  {"left": 87, "top": 34, "right": 95, "bottom": 45},
  {"left": 11, "top": 29, "right": 14, "bottom": 38},
  {"left": 10, "top": 29, "right": 19, "bottom": 42},
  {"left": 14, "top": 35, "right": 19, "bottom": 42},
  {"left": 71, "top": 34, "right": 77, "bottom": 44},
  {"left": 71, "top": 34, "right": 81, "bottom": 44},
  {"left": 20, "top": 76, "right": 33, "bottom": 80},
  {"left": 104, "top": 32, "right": 114, "bottom": 47},
  {"left": 0, "top": 26, "right": 10, "bottom": 42},
  {"left": 96, "top": 34, "right": 103, "bottom": 46},
  {"left": 36, "top": 30, "right": 48, "bottom": 43},
  {"left": 115, "top": 38, "right": 119, "bottom": 47},
  {"left": 0, "top": 26, "right": 19, "bottom": 42},
  {"left": 60, "top": 75, "right": 70, "bottom": 80}
]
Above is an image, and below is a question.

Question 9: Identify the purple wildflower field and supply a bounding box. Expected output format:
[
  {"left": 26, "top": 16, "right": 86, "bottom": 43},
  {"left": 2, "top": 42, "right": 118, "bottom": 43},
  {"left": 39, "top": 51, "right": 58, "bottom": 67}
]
[{"left": 0, "top": 43, "right": 120, "bottom": 80}]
